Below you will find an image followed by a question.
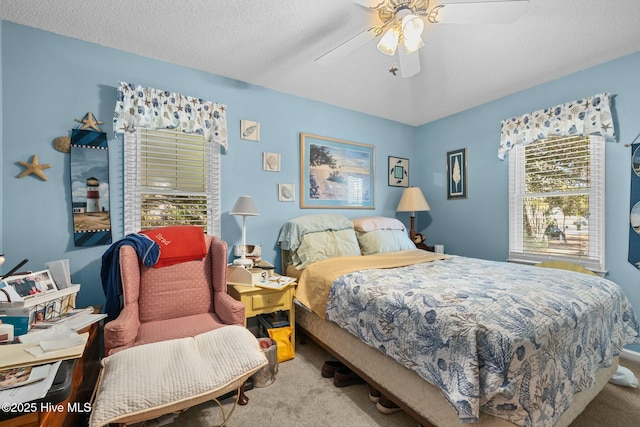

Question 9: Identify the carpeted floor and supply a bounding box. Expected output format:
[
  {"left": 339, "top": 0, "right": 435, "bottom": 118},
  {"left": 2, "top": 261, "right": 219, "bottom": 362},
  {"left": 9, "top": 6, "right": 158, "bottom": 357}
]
[{"left": 152, "top": 338, "right": 640, "bottom": 427}]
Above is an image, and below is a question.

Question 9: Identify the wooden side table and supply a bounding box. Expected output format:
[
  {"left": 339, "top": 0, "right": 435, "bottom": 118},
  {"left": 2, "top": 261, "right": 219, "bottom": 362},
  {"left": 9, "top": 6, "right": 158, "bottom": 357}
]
[{"left": 227, "top": 282, "right": 296, "bottom": 354}]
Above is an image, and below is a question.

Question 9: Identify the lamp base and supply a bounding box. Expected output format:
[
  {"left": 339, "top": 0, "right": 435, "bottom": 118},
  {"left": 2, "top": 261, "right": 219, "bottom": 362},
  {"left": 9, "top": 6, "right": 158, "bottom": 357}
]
[
  {"left": 409, "top": 215, "right": 416, "bottom": 240},
  {"left": 233, "top": 258, "right": 253, "bottom": 268}
]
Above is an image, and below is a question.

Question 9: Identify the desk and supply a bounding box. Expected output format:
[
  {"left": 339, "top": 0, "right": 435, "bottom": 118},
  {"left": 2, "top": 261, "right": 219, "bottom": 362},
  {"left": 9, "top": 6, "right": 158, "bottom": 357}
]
[{"left": 1, "top": 307, "right": 102, "bottom": 427}]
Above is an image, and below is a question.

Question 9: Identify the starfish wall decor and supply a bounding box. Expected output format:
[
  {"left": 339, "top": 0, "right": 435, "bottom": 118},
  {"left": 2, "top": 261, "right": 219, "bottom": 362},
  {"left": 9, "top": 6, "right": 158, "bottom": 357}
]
[
  {"left": 17, "top": 154, "right": 52, "bottom": 181},
  {"left": 75, "top": 112, "right": 104, "bottom": 132}
]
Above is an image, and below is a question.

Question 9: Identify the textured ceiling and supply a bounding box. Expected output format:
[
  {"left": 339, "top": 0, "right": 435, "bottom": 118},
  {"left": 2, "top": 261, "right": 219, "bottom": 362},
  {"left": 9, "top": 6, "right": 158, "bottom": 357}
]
[{"left": 1, "top": 0, "right": 639, "bottom": 126}]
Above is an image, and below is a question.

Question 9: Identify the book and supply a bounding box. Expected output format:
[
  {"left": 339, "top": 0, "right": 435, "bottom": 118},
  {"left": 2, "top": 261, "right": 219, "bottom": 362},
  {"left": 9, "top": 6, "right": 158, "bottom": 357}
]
[
  {"left": 255, "top": 275, "right": 295, "bottom": 290},
  {"left": 256, "top": 314, "right": 290, "bottom": 337},
  {"left": 257, "top": 312, "right": 290, "bottom": 328}
]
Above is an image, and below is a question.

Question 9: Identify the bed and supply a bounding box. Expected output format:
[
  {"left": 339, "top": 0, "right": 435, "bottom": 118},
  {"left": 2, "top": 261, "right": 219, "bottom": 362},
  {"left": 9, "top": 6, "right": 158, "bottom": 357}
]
[{"left": 277, "top": 214, "right": 640, "bottom": 427}]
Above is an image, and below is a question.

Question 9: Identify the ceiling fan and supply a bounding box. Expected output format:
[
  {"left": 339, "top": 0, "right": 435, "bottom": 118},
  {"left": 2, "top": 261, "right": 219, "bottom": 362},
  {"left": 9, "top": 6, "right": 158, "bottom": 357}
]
[{"left": 316, "top": 0, "right": 529, "bottom": 78}]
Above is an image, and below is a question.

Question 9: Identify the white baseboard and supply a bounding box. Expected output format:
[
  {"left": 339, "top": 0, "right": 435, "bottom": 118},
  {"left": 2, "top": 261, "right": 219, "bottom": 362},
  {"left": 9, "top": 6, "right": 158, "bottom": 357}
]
[{"left": 621, "top": 348, "right": 640, "bottom": 363}]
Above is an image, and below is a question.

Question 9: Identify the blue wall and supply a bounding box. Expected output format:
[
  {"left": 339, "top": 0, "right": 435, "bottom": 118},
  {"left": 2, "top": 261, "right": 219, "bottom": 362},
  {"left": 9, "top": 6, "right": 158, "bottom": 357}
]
[
  {"left": 415, "top": 52, "right": 640, "bottom": 351},
  {"left": 0, "top": 22, "right": 415, "bottom": 307},
  {"left": 2, "top": 22, "right": 640, "bottom": 352}
]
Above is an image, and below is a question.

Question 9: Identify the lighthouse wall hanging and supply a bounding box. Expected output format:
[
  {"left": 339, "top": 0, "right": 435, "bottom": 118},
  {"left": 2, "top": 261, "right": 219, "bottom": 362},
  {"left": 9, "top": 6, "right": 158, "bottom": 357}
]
[{"left": 69, "top": 114, "right": 112, "bottom": 246}]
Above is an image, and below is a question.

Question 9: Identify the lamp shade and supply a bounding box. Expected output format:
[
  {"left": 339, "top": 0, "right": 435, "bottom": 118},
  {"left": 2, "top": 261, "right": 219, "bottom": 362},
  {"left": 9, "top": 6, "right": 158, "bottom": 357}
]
[
  {"left": 396, "top": 187, "right": 430, "bottom": 212},
  {"left": 230, "top": 196, "right": 259, "bottom": 216},
  {"left": 377, "top": 27, "right": 399, "bottom": 56}
]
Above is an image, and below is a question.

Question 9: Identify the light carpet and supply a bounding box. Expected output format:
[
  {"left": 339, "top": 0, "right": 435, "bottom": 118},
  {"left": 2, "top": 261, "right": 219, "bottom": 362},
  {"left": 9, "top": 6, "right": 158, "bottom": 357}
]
[{"left": 149, "top": 338, "right": 640, "bottom": 427}]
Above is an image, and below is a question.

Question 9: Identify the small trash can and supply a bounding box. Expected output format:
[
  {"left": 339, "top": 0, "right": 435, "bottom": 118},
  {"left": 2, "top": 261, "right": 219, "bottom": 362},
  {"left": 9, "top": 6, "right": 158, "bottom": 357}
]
[{"left": 252, "top": 337, "right": 279, "bottom": 387}]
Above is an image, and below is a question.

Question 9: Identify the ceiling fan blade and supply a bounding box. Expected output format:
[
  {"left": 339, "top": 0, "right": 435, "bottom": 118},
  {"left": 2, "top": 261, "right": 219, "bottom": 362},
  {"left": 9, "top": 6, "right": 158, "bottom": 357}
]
[
  {"left": 431, "top": 0, "right": 529, "bottom": 24},
  {"left": 315, "top": 26, "right": 379, "bottom": 65},
  {"left": 398, "top": 47, "right": 421, "bottom": 78},
  {"left": 353, "top": 0, "right": 387, "bottom": 10}
]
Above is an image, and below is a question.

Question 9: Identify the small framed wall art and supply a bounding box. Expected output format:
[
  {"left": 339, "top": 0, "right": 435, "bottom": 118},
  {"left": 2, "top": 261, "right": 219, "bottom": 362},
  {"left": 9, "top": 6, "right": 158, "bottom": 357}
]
[
  {"left": 278, "top": 184, "right": 295, "bottom": 202},
  {"left": 263, "top": 152, "right": 281, "bottom": 172},
  {"left": 240, "top": 120, "right": 260, "bottom": 141},
  {"left": 388, "top": 156, "right": 409, "bottom": 187},
  {"left": 446, "top": 148, "right": 467, "bottom": 200}
]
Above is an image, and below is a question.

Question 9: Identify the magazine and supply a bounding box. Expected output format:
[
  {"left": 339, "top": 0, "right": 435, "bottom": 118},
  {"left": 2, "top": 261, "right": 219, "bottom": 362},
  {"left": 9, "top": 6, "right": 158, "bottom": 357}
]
[
  {"left": 255, "top": 275, "right": 296, "bottom": 290},
  {"left": 0, "top": 270, "right": 58, "bottom": 302},
  {"left": 30, "top": 307, "right": 95, "bottom": 328},
  {"left": 0, "top": 366, "right": 47, "bottom": 391}
]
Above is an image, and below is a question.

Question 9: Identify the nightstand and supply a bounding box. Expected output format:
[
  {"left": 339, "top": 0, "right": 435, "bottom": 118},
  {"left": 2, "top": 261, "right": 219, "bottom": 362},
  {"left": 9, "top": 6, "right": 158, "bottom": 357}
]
[{"left": 227, "top": 281, "right": 296, "bottom": 354}]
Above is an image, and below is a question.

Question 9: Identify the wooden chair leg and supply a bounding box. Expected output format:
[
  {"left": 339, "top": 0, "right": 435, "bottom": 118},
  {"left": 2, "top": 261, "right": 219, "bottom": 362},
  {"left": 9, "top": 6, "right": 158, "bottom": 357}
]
[{"left": 237, "top": 381, "right": 249, "bottom": 405}]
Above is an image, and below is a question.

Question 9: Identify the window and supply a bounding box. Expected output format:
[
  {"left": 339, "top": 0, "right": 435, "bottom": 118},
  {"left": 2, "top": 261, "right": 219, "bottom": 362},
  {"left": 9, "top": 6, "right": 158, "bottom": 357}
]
[
  {"left": 508, "top": 135, "right": 605, "bottom": 272},
  {"left": 124, "top": 128, "right": 220, "bottom": 235}
]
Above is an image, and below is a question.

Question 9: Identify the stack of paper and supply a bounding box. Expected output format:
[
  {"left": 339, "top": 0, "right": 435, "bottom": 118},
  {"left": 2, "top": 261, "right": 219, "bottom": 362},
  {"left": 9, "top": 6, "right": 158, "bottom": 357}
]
[{"left": 0, "top": 332, "right": 88, "bottom": 370}]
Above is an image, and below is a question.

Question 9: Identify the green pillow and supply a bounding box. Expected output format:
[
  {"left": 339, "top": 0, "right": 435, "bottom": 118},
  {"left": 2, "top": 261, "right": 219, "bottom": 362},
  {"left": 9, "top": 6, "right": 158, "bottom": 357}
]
[
  {"left": 356, "top": 229, "right": 416, "bottom": 255},
  {"left": 293, "top": 229, "right": 361, "bottom": 269}
]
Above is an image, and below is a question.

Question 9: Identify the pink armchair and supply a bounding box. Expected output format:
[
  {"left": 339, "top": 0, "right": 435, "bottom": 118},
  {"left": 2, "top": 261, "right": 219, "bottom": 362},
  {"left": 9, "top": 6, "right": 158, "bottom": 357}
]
[{"left": 104, "top": 235, "right": 245, "bottom": 356}]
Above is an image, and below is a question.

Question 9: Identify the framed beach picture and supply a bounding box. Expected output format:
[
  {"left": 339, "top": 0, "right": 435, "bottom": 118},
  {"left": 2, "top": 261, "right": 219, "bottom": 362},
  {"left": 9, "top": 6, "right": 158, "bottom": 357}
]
[
  {"left": 388, "top": 156, "right": 409, "bottom": 187},
  {"left": 447, "top": 148, "right": 467, "bottom": 200},
  {"left": 299, "top": 133, "right": 375, "bottom": 209}
]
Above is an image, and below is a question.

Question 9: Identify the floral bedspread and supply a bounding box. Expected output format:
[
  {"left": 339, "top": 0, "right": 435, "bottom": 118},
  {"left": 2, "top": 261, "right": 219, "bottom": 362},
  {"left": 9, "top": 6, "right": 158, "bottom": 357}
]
[{"left": 325, "top": 256, "right": 640, "bottom": 426}]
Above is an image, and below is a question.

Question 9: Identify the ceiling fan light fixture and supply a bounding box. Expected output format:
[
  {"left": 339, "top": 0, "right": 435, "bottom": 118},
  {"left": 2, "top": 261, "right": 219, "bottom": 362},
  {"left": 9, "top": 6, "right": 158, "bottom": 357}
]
[
  {"left": 403, "top": 35, "right": 425, "bottom": 54},
  {"left": 377, "top": 27, "right": 399, "bottom": 56},
  {"left": 401, "top": 14, "right": 424, "bottom": 40}
]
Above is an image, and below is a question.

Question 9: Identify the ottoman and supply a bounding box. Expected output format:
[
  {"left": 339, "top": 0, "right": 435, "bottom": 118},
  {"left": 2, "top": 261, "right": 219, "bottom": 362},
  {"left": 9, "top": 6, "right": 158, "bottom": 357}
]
[{"left": 89, "top": 325, "right": 267, "bottom": 426}]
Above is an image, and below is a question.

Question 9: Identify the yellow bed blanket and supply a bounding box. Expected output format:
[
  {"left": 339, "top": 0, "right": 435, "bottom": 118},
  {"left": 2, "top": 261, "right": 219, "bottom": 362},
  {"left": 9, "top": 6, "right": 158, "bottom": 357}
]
[{"left": 295, "top": 249, "right": 447, "bottom": 318}]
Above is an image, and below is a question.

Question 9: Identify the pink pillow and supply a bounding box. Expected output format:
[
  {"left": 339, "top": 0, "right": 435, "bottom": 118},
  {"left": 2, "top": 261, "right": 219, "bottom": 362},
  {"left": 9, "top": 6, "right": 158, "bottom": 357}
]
[
  {"left": 352, "top": 216, "right": 405, "bottom": 233},
  {"left": 139, "top": 226, "right": 207, "bottom": 268}
]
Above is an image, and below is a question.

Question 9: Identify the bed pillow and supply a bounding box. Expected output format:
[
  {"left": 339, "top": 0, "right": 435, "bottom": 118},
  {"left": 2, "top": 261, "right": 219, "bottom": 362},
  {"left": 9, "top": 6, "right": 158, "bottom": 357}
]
[
  {"left": 277, "top": 214, "right": 354, "bottom": 252},
  {"left": 293, "top": 229, "right": 361, "bottom": 269},
  {"left": 356, "top": 229, "right": 416, "bottom": 255},
  {"left": 352, "top": 216, "right": 406, "bottom": 232}
]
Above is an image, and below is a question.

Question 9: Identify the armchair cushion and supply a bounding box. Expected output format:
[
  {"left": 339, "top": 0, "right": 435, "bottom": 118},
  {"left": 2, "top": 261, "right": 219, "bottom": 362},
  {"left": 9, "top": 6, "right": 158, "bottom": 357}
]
[
  {"left": 139, "top": 226, "right": 207, "bottom": 268},
  {"left": 134, "top": 313, "right": 228, "bottom": 348}
]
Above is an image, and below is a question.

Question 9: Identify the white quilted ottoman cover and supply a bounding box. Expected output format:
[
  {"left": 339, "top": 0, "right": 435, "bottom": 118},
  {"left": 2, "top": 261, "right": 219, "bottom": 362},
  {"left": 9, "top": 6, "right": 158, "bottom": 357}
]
[{"left": 89, "top": 325, "right": 267, "bottom": 427}]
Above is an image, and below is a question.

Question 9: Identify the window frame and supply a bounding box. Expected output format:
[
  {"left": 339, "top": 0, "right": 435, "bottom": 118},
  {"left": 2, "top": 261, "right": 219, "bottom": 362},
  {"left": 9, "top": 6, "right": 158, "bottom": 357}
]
[{"left": 508, "top": 135, "right": 605, "bottom": 272}]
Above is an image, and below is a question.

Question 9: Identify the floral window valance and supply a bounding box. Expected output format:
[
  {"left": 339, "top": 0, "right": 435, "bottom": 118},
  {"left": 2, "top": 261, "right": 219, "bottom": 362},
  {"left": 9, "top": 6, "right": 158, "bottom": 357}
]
[
  {"left": 498, "top": 93, "right": 615, "bottom": 160},
  {"left": 113, "top": 81, "right": 228, "bottom": 151}
]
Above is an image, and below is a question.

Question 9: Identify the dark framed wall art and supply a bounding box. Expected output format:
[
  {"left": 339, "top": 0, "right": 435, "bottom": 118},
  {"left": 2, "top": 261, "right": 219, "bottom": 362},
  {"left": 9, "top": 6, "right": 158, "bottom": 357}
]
[
  {"left": 447, "top": 148, "right": 467, "bottom": 200},
  {"left": 388, "top": 156, "right": 409, "bottom": 187}
]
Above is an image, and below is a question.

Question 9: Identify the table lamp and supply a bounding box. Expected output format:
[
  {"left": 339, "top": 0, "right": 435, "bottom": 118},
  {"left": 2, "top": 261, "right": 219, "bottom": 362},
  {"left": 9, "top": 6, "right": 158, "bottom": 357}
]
[
  {"left": 230, "top": 196, "right": 259, "bottom": 267},
  {"left": 396, "top": 187, "right": 430, "bottom": 240}
]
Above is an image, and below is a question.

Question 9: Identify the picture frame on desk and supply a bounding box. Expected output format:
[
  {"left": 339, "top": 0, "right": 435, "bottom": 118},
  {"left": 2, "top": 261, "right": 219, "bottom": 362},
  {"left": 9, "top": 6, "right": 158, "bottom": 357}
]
[{"left": 0, "top": 270, "right": 58, "bottom": 302}]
